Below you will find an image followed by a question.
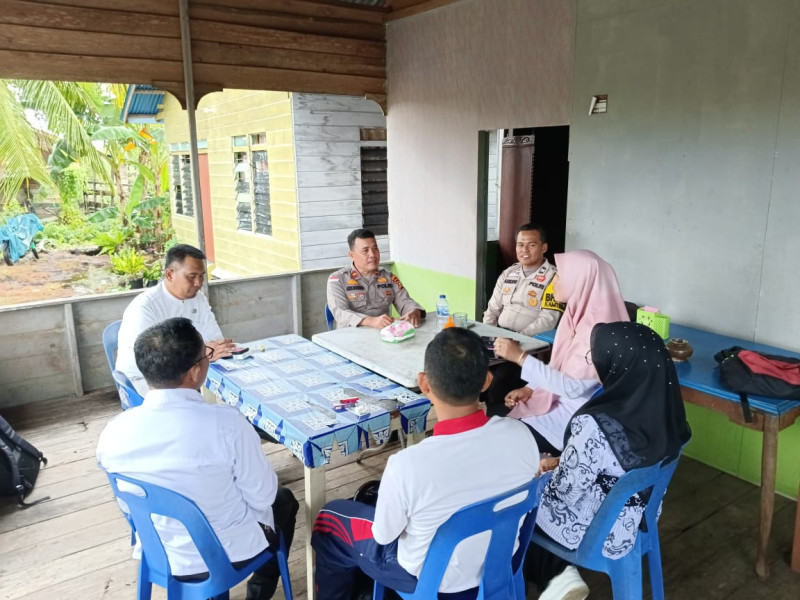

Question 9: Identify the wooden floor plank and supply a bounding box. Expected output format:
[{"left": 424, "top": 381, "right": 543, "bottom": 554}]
[{"left": 1, "top": 391, "right": 798, "bottom": 600}]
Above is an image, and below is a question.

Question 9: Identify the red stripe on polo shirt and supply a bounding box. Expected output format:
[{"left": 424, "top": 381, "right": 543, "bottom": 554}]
[{"left": 432, "top": 410, "right": 489, "bottom": 436}]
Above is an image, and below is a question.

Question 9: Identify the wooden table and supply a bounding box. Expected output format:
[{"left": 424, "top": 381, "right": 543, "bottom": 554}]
[
  {"left": 535, "top": 324, "right": 800, "bottom": 579},
  {"left": 312, "top": 318, "right": 550, "bottom": 389},
  {"left": 204, "top": 334, "right": 431, "bottom": 599}
]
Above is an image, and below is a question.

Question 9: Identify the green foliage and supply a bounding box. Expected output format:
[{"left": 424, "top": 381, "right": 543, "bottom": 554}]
[
  {"left": 93, "top": 229, "right": 132, "bottom": 255},
  {"left": 143, "top": 260, "right": 163, "bottom": 283},
  {"left": 0, "top": 199, "right": 27, "bottom": 223},
  {"left": 42, "top": 219, "right": 100, "bottom": 247},
  {"left": 110, "top": 247, "right": 146, "bottom": 278}
]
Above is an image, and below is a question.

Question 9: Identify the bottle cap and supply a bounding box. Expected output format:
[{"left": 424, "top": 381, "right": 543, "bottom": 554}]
[{"left": 439, "top": 294, "right": 445, "bottom": 298}]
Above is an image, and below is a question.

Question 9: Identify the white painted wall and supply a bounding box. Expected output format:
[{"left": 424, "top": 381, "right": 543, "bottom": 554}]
[
  {"left": 292, "top": 93, "right": 389, "bottom": 270},
  {"left": 386, "top": 0, "right": 577, "bottom": 278},
  {"left": 387, "top": 0, "right": 800, "bottom": 349},
  {"left": 567, "top": 0, "right": 800, "bottom": 349}
]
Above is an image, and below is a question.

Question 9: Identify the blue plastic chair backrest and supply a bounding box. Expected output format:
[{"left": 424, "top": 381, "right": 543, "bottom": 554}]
[
  {"left": 104, "top": 471, "right": 256, "bottom": 596},
  {"left": 411, "top": 474, "right": 550, "bottom": 599},
  {"left": 324, "top": 304, "right": 335, "bottom": 331},
  {"left": 103, "top": 320, "right": 122, "bottom": 371},
  {"left": 571, "top": 454, "right": 680, "bottom": 561},
  {"left": 112, "top": 370, "right": 145, "bottom": 409}
]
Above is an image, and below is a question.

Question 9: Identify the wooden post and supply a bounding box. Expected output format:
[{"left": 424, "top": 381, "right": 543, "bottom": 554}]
[
  {"left": 178, "top": 0, "right": 209, "bottom": 297},
  {"left": 755, "top": 416, "right": 779, "bottom": 579},
  {"left": 63, "top": 303, "right": 84, "bottom": 397}
]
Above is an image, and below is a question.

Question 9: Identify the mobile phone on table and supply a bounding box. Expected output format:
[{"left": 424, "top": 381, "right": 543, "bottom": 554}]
[
  {"left": 480, "top": 336, "right": 496, "bottom": 359},
  {"left": 222, "top": 347, "right": 250, "bottom": 359}
]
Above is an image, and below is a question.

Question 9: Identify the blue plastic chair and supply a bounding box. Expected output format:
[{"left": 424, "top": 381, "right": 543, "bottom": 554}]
[
  {"left": 374, "top": 474, "right": 551, "bottom": 600},
  {"left": 112, "top": 370, "right": 145, "bottom": 409},
  {"left": 102, "top": 320, "right": 122, "bottom": 371},
  {"left": 532, "top": 454, "right": 683, "bottom": 600},
  {"left": 104, "top": 471, "right": 294, "bottom": 600},
  {"left": 104, "top": 320, "right": 145, "bottom": 409},
  {"left": 325, "top": 304, "right": 335, "bottom": 331}
]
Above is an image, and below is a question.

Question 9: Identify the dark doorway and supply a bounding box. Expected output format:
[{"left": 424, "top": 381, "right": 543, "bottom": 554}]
[
  {"left": 529, "top": 125, "right": 569, "bottom": 258},
  {"left": 476, "top": 126, "right": 570, "bottom": 317}
]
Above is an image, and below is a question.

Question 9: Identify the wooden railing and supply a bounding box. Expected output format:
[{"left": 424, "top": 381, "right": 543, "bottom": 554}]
[{"left": 0, "top": 268, "right": 332, "bottom": 408}]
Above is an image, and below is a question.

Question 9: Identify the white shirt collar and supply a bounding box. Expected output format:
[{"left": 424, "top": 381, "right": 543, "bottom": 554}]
[{"left": 143, "top": 387, "right": 205, "bottom": 407}]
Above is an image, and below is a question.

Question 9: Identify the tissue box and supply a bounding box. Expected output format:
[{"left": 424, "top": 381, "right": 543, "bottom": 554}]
[
  {"left": 380, "top": 320, "right": 415, "bottom": 343},
  {"left": 636, "top": 306, "right": 670, "bottom": 339}
]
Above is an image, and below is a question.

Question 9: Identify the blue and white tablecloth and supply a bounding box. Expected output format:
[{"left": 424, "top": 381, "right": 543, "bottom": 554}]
[{"left": 205, "top": 334, "right": 431, "bottom": 468}]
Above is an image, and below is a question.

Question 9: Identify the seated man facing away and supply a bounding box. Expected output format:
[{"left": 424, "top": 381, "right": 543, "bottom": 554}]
[
  {"left": 116, "top": 243, "right": 237, "bottom": 396},
  {"left": 311, "top": 328, "right": 540, "bottom": 599},
  {"left": 97, "top": 318, "right": 298, "bottom": 600},
  {"left": 327, "top": 228, "right": 425, "bottom": 329},
  {"left": 482, "top": 223, "right": 565, "bottom": 417}
]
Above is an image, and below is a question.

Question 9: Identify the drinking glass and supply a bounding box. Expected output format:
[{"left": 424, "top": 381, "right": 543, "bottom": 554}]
[{"left": 452, "top": 312, "right": 469, "bottom": 328}]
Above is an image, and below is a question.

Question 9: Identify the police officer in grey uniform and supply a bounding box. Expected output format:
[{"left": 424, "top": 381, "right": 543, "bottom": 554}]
[
  {"left": 482, "top": 223, "right": 565, "bottom": 417},
  {"left": 483, "top": 229, "right": 562, "bottom": 336},
  {"left": 327, "top": 229, "right": 425, "bottom": 329}
]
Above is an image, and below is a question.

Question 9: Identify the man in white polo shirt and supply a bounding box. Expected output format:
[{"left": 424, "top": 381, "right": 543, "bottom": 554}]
[
  {"left": 310, "top": 328, "right": 540, "bottom": 599},
  {"left": 98, "top": 317, "right": 298, "bottom": 600},
  {"left": 115, "top": 243, "right": 237, "bottom": 396}
]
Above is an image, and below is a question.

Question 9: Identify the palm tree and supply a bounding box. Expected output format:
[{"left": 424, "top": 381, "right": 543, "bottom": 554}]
[{"left": 0, "top": 80, "right": 110, "bottom": 206}]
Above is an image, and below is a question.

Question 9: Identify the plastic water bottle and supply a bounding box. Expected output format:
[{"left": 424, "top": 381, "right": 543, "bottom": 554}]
[{"left": 436, "top": 295, "right": 450, "bottom": 332}]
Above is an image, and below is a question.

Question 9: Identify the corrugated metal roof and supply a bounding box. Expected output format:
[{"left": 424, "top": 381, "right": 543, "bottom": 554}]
[{"left": 121, "top": 84, "right": 165, "bottom": 123}]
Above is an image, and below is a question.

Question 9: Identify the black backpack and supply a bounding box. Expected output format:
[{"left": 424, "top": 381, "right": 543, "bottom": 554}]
[
  {"left": 0, "top": 415, "right": 50, "bottom": 507},
  {"left": 714, "top": 346, "right": 800, "bottom": 423}
]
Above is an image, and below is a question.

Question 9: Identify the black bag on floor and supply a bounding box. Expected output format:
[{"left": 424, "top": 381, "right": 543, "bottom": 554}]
[
  {"left": 714, "top": 346, "right": 800, "bottom": 423},
  {"left": 0, "top": 415, "right": 50, "bottom": 507}
]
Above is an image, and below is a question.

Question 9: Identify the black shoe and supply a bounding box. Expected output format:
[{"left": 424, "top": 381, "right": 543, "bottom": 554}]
[{"left": 246, "top": 572, "right": 279, "bottom": 600}]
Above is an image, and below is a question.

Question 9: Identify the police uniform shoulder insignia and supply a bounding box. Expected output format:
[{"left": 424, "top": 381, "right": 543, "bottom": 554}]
[
  {"left": 542, "top": 279, "right": 566, "bottom": 312},
  {"left": 390, "top": 274, "right": 404, "bottom": 290}
]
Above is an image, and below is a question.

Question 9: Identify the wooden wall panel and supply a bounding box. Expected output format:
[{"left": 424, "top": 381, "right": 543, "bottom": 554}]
[
  {"left": 0, "top": 269, "right": 334, "bottom": 408},
  {"left": 0, "top": 305, "right": 73, "bottom": 407},
  {"left": 0, "top": 0, "right": 387, "bottom": 109}
]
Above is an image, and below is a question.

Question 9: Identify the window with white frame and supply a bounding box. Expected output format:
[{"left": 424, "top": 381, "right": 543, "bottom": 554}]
[
  {"left": 233, "top": 133, "right": 271, "bottom": 235},
  {"left": 169, "top": 153, "right": 194, "bottom": 217}
]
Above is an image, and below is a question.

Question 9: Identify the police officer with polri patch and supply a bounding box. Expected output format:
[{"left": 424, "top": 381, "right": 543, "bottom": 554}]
[
  {"left": 482, "top": 223, "right": 565, "bottom": 417},
  {"left": 327, "top": 229, "right": 425, "bottom": 329},
  {"left": 483, "top": 224, "right": 563, "bottom": 336}
]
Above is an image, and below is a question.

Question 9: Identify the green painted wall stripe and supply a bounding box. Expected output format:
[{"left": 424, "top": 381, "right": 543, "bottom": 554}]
[{"left": 392, "top": 262, "right": 478, "bottom": 319}]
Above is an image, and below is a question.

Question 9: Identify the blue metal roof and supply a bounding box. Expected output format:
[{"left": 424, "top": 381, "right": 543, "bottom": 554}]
[{"left": 121, "top": 84, "right": 165, "bottom": 123}]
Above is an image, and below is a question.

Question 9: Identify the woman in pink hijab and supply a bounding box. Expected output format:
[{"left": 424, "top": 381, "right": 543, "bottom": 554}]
[{"left": 494, "top": 249, "right": 628, "bottom": 454}]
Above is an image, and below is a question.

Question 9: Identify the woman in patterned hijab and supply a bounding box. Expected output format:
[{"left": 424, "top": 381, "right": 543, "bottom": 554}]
[{"left": 526, "top": 321, "right": 692, "bottom": 600}]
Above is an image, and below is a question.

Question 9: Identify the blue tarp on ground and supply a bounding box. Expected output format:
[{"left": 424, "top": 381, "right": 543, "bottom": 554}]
[{"left": 0, "top": 214, "right": 43, "bottom": 264}]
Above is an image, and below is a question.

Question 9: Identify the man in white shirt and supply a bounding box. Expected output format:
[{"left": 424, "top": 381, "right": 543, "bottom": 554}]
[
  {"left": 98, "top": 317, "right": 298, "bottom": 600},
  {"left": 310, "top": 328, "right": 540, "bottom": 599},
  {"left": 115, "top": 244, "right": 237, "bottom": 396}
]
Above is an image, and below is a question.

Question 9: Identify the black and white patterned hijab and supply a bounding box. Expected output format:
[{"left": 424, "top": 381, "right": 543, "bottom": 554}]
[{"left": 568, "top": 321, "right": 692, "bottom": 470}]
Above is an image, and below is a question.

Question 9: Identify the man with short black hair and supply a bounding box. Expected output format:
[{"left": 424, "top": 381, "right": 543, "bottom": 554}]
[
  {"left": 482, "top": 224, "right": 565, "bottom": 417},
  {"left": 310, "top": 328, "right": 540, "bottom": 599},
  {"left": 483, "top": 223, "right": 563, "bottom": 336},
  {"left": 327, "top": 228, "right": 424, "bottom": 329},
  {"left": 98, "top": 318, "right": 298, "bottom": 600},
  {"left": 116, "top": 243, "right": 237, "bottom": 395}
]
